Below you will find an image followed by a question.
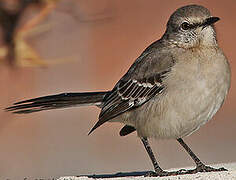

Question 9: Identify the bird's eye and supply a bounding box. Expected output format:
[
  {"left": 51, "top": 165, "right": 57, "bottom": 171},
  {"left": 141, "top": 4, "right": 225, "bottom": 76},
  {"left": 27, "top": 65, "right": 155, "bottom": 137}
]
[{"left": 181, "top": 22, "right": 191, "bottom": 30}]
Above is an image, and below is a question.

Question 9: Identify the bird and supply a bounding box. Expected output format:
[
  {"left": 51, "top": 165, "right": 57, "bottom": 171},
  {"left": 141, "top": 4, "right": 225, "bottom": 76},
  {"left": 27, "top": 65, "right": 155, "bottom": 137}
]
[{"left": 6, "top": 4, "right": 231, "bottom": 176}]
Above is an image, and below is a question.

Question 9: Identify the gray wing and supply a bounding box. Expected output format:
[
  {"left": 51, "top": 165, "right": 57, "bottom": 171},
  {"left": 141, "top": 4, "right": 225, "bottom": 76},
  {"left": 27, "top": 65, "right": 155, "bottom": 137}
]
[{"left": 88, "top": 42, "right": 175, "bottom": 134}]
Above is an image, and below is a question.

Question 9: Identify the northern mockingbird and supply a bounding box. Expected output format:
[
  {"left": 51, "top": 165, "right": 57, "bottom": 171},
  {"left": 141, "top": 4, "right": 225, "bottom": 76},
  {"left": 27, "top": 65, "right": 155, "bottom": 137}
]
[{"left": 6, "top": 4, "right": 231, "bottom": 176}]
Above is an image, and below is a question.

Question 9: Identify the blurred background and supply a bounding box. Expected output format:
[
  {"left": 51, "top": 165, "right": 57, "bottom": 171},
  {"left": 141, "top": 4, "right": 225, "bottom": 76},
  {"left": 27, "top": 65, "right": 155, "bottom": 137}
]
[{"left": 0, "top": 0, "right": 236, "bottom": 179}]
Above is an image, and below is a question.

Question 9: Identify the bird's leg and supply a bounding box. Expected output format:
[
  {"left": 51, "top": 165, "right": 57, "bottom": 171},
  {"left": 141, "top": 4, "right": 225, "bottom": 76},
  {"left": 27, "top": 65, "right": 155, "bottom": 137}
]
[
  {"left": 177, "top": 138, "right": 227, "bottom": 173},
  {"left": 141, "top": 137, "right": 170, "bottom": 176}
]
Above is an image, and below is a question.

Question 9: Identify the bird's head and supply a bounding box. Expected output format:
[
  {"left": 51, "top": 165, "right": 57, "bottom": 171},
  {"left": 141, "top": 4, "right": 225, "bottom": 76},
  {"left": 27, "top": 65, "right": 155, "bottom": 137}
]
[{"left": 163, "top": 5, "right": 220, "bottom": 49}]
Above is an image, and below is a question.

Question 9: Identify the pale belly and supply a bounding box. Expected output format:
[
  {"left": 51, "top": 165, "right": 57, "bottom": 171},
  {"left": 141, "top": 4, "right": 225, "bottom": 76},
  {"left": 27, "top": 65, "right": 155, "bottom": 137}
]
[
  {"left": 130, "top": 78, "right": 229, "bottom": 139},
  {"left": 112, "top": 49, "right": 230, "bottom": 139},
  {"left": 115, "top": 60, "right": 230, "bottom": 139}
]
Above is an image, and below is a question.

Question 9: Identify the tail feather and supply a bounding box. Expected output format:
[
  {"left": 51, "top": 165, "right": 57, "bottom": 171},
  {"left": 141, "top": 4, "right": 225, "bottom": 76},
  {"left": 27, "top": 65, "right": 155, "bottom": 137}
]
[{"left": 6, "top": 92, "right": 108, "bottom": 114}]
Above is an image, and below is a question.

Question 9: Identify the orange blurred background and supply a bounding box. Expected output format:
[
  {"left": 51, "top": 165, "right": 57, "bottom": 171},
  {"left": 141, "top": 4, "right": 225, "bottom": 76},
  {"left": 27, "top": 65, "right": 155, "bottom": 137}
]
[{"left": 1, "top": 0, "right": 236, "bottom": 179}]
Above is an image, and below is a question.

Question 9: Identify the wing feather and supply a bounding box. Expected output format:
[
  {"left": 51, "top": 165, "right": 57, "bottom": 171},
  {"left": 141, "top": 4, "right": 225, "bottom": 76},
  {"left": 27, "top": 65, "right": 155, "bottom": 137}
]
[
  {"left": 88, "top": 73, "right": 167, "bottom": 134},
  {"left": 88, "top": 40, "right": 175, "bottom": 134}
]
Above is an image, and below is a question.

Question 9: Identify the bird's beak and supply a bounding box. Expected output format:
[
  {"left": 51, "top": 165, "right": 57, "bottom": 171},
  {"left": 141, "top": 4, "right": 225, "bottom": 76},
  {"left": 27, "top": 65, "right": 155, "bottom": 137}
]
[{"left": 202, "top": 17, "right": 220, "bottom": 29}]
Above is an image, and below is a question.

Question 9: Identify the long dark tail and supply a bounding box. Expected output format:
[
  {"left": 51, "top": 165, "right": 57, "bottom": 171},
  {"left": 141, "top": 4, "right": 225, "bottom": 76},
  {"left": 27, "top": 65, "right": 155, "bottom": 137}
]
[{"left": 6, "top": 92, "right": 108, "bottom": 114}]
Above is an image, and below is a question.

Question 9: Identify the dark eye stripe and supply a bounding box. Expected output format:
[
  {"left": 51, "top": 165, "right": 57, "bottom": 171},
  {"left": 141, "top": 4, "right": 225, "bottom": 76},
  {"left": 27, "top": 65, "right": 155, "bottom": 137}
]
[
  {"left": 191, "top": 23, "right": 201, "bottom": 28},
  {"left": 181, "top": 22, "right": 191, "bottom": 30},
  {"left": 181, "top": 22, "right": 201, "bottom": 30}
]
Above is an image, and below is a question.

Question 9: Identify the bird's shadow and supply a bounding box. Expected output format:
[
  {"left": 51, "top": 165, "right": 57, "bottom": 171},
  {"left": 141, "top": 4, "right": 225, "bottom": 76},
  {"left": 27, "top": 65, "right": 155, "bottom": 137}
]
[{"left": 80, "top": 171, "right": 153, "bottom": 178}]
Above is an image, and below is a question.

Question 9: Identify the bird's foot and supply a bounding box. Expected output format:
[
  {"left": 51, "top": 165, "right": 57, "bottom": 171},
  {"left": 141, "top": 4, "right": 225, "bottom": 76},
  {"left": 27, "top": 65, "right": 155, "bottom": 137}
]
[
  {"left": 190, "top": 164, "right": 228, "bottom": 173},
  {"left": 144, "top": 165, "right": 227, "bottom": 177},
  {"left": 172, "top": 165, "right": 227, "bottom": 175}
]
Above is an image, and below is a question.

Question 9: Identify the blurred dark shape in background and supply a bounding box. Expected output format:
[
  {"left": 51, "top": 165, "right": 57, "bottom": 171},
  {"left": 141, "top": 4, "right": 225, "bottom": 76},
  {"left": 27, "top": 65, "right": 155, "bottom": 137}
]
[
  {"left": 0, "top": 0, "right": 114, "bottom": 68},
  {"left": 0, "top": 0, "right": 59, "bottom": 67},
  {"left": 0, "top": 0, "right": 235, "bottom": 179}
]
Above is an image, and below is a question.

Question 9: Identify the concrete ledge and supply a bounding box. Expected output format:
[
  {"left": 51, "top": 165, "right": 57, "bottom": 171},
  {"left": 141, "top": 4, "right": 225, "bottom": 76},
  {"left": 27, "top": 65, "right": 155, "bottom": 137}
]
[{"left": 57, "top": 163, "right": 236, "bottom": 180}]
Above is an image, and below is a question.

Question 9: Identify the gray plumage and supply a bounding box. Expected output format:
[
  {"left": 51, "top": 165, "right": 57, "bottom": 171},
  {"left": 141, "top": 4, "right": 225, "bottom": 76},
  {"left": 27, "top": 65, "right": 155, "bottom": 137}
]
[{"left": 6, "top": 4, "right": 231, "bottom": 176}]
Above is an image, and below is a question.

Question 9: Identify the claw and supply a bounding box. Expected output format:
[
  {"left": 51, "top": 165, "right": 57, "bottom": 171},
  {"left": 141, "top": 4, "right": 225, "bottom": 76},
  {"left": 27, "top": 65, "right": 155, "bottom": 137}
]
[
  {"left": 145, "top": 165, "right": 227, "bottom": 177},
  {"left": 194, "top": 164, "right": 228, "bottom": 173}
]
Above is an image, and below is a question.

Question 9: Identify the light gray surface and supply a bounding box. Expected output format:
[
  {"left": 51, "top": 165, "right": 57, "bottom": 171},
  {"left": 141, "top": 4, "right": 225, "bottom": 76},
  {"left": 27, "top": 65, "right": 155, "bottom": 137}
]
[{"left": 57, "top": 163, "right": 236, "bottom": 180}]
